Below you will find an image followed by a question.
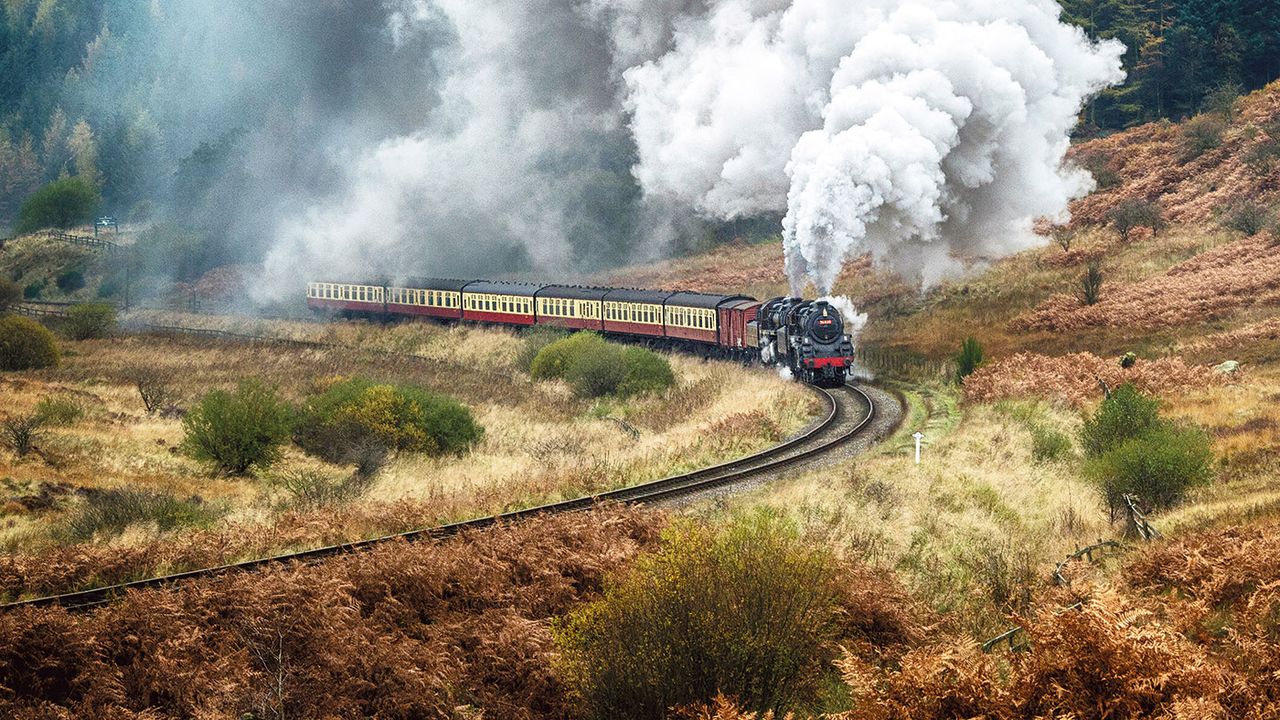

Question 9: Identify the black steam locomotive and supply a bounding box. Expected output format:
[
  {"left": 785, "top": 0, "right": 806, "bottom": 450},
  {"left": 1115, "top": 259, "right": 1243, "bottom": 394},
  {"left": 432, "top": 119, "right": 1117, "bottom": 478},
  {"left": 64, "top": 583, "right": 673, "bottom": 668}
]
[{"left": 756, "top": 298, "right": 855, "bottom": 387}]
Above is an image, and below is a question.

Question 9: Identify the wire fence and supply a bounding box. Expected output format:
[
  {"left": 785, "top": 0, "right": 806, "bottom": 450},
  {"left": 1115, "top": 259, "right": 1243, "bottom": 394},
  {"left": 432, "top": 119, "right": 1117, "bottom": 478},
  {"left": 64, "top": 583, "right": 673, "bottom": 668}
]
[{"left": 981, "top": 497, "right": 1159, "bottom": 653}]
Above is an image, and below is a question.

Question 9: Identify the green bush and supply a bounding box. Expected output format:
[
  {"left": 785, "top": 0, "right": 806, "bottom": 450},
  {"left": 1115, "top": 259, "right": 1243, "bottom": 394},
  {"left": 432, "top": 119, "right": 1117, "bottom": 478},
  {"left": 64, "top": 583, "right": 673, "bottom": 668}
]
[
  {"left": 531, "top": 332, "right": 675, "bottom": 398},
  {"left": 530, "top": 332, "right": 609, "bottom": 380},
  {"left": 566, "top": 343, "right": 628, "bottom": 398},
  {"left": 55, "top": 269, "right": 85, "bottom": 293},
  {"left": 1087, "top": 424, "right": 1214, "bottom": 513},
  {"left": 60, "top": 488, "right": 223, "bottom": 542},
  {"left": 618, "top": 347, "right": 675, "bottom": 397},
  {"left": 555, "top": 511, "right": 841, "bottom": 718},
  {"left": 0, "top": 279, "right": 20, "bottom": 311},
  {"left": 1079, "top": 383, "right": 1162, "bottom": 458},
  {"left": 34, "top": 394, "right": 83, "bottom": 426},
  {"left": 16, "top": 177, "right": 101, "bottom": 233},
  {"left": 62, "top": 302, "right": 116, "bottom": 340},
  {"left": 181, "top": 380, "right": 294, "bottom": 475},
  {"left": 1222, "top": 201, "right": 1272, "bottom": 236},
  {"left": 295, "top": 378, "right": 482, "bottom": 464},
  {"left": 1109, "top": 199, "right": 1163, "bottom": 241},
  {"left": 0, "top": 315, "right": 60, "bottom": 370},
  {"left": 1030, "top": 424, "right": 1073, "bottom": 463},
  {"left": 23, "top": 282, "right": 43, "bottom": 300},
  {"left": 953, "top": 336, "right": 984, "bottom": 384},
  {"left": 1179, "top": 114, "right": 1226, "bottom": 160},
  {"left": 516, "top": 325, "right": 569, "bottom": 370}
]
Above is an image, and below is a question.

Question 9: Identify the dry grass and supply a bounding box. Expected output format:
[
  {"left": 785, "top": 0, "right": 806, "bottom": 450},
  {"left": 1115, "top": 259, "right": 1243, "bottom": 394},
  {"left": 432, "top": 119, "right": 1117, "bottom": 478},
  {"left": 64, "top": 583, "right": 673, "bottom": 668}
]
[
  {"left": 719, "top": 388, "right": 1108, "bottom": 638},
  {"left": 0, "top": 313, "right": 815, "bottom": 587}
]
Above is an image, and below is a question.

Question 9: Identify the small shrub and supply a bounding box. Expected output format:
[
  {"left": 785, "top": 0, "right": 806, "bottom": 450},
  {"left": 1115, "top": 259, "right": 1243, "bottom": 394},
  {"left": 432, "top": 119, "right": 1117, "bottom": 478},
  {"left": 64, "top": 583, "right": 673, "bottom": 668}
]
[
  {"left": 62, "top": 302, "right": 116, "bottom": 340},
  {"left": 530, "top": 332, "right": 609, "bottom": 380},
  {"left": 1087, "top": 424, "right": 1214, "bottom": 514},
  {"left": 1051, "top": 226, "right": 1073, "bottom": 252},
  {"left": 295, "top": 378, "right": 482, "bottom": 463},
  {"left": 517, "top": 325, "right": 569, "bottom": 370},
  {"left": 0, "top": 279, "right": 20, "bottom": 311},
  {"left": 1119, "top": 352, "right": 1137, "bottom": 369},
  {"left": 1079, "top": 152, "right": 1121, "bottom": 190},
  {"left": 60, "top": 488, "right": 222, "bottom": 542},
  {"left": 54, "top": 269, "right": 85, "bottom": 293},
  {"left": 1109, "top": 199, "right": 1163, "bottom": 242},
  {"left": 0, "top": 315, "right": 60, "bottom": 370},
  {"left": 532, "top": 332, "right": 674, "bottom": 398},
  {"left": 1222, "top": 201, "right": 1272, "bottom": 236},
  {"left": 555, "top": 511, "right": 842, "bottom": 718},
  {"left": 1030, "top": 424, "right": 1073, "bottom": 463},
  {"left": 34, "top": 395, "right": 83, "bottom": 426},
  {"left": 274, "top": 468, "right": 374, "bottom": 509},
  {"left": 566, "top": 343, "right": 627, "bottom": 398},
  {"left": 1079, "top": 262, "right": 1104, "bottom": 305},
  {"left": 1179, "top": 114, "right": 1227, "bottom": 160},
  {"left": 15, "top": 177, "right": 101, "bottom": 233},
  {"left": 1200, "top": 83, "right": 1241, "bottom": 118},
  {"left": 128, "top": 365, "right": 180, "bottom": 414},
  {"left": 181, "top": 380, "right": 294, "bottom": 475},
  {"left": 618, "top": 347, "right": 675, "bottom": 397},
  {"left": 1245, "top": 136, "right": 1280, "bottom": 175},
  {"left": 2, "top": 414, "right": 45, "bottom": 456},
  {"left": 1080, "top": 383, "right": 1162, "bottom": 458},
  {"left": 953, "top": 336, "right": 984, "bottom": 384},
  {"left": 22, "top": 282, "right": 43, "bottom": 300}
]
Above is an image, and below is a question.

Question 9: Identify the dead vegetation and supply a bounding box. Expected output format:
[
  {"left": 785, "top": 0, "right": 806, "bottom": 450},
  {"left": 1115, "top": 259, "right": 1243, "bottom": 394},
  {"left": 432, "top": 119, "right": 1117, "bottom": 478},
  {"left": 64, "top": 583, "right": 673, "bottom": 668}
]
[
  {"left": 962, "top": 352, "right": 1224, "bottom": 407},
  {"left": 0, "top": 507, "right": 665, "bottom": 719}
]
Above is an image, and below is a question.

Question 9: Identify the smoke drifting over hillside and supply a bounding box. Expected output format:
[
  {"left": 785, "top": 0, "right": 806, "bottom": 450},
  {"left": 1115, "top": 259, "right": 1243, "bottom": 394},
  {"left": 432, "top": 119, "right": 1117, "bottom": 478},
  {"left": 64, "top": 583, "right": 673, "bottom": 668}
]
[
  {"left": 97, "top": 1, "right": 1120, "bottom": 297},
  {"left": 263, "top": 0, "right": 1120, "bottom": 298},
  {"left": 613, "top": 0, "right": 1126, "bottom": 294}
]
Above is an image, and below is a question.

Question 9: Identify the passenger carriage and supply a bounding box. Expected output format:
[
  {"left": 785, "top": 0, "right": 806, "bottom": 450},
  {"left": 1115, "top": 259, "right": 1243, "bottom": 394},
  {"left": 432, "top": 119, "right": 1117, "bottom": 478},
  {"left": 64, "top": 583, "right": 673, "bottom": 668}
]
[
  {"left": 602, "top": 288, "right": 672, "bottom": 338},
  {"left": 461, "top": 280, "right": 539, "bottom": 326},
  {"left": 664, "top": 292, "right": 735, "bottom": 345},
  {"left": 386, "top": 277, "right": 467, "bottom": 320},
  {"left": 306, "top": 279, "right": 387, "bottom": 315},
  {"left": 535, "top": 285, "right": 606, "bottom": 331}
]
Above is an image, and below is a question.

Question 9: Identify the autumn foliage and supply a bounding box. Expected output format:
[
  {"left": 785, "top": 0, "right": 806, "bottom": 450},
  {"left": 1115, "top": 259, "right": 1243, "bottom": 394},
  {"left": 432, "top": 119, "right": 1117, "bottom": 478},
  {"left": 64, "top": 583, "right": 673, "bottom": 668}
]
[
  {"left": 0, "top": 507, "right": 664, "bottom": 719},
  {"left": 1013, "top": 232, "right": 1280, "bottom": 333},
  {"left": 962, "top": 351, "right": 1222, "bottom": 407}
]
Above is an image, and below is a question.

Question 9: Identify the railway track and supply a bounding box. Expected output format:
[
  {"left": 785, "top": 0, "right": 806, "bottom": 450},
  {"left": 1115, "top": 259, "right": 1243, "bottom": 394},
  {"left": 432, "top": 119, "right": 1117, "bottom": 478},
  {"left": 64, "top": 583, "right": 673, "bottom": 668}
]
[{"left": 1, "top": 382, "right": 880, "bottom": 613}]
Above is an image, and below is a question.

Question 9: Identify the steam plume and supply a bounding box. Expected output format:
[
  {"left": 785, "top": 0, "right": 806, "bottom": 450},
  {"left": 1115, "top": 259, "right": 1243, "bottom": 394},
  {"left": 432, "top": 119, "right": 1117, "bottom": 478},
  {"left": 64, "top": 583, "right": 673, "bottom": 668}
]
[{"left": 613, "top": 0, "right": 1125, "bottom": 294}]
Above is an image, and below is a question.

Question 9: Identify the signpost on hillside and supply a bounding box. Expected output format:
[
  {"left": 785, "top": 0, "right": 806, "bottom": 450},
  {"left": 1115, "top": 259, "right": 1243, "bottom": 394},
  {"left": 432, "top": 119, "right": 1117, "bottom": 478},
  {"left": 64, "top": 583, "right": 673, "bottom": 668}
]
[{"left": 913, "top": 432, "right": 924, "bottom": 465}]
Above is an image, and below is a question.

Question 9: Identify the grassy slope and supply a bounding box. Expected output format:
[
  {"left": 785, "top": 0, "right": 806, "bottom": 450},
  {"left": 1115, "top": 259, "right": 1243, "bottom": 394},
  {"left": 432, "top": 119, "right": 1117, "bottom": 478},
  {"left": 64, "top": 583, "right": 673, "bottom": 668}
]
[
  {"left": 606, "top": 83, "right": 1280, "bottom": 638},
  {"left": 0, "top": 310, "right": 815, "bottom": 596}
]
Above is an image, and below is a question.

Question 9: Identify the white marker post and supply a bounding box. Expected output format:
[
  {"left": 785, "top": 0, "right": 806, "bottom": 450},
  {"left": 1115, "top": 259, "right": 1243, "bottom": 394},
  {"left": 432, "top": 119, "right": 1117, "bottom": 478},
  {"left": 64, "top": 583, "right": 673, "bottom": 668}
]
[{"left": 912, "top": 432, "right": 924, "bottom": 465}]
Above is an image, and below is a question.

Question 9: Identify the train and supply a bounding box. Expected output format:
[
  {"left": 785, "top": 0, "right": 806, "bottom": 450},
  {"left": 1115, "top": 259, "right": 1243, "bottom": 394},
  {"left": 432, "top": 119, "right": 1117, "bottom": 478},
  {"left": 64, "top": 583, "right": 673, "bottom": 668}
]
[{"left": 305, "top": 277, "right": 855, "bottom": 387}]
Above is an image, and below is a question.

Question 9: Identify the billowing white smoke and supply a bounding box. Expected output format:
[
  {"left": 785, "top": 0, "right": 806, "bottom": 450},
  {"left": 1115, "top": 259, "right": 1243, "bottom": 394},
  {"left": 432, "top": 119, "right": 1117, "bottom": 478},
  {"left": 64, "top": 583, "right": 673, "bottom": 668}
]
[
  {"left": 255, "top": 0, "right": 1122, "bottom": 305},
  {"left": 614, "top": 0, "right": 1126, "bottom": 295}
]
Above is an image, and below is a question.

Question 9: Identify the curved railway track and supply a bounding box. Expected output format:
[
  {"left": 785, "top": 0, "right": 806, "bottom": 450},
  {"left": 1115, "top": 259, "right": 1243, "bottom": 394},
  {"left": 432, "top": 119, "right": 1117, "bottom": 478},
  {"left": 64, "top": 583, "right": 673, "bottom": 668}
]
[{"left": 1, "top": 382, "right": 882, "bottom": 613}]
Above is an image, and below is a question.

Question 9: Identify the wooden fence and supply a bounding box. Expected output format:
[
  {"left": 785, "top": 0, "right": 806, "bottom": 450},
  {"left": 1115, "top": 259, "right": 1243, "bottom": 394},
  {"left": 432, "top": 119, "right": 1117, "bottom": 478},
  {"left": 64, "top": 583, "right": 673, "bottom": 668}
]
[
  {"left": 43, "top": 230, "right": 118, "bottom": 251},
  {"left": 981, "top": 497, "right": 1160, "bottom": 653}
]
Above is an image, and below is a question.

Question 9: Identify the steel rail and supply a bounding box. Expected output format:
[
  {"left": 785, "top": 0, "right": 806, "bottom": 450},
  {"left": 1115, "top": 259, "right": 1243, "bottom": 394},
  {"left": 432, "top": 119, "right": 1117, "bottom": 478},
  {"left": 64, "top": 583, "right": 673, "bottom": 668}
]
[{"left": 2, "top": 384, "right": 874, "bottom": 613}]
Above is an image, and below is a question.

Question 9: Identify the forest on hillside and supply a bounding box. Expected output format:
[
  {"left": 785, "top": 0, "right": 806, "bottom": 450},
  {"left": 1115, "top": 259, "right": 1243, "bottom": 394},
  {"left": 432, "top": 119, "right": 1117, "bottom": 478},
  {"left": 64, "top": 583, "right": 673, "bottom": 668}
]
[{"left": 1, "top": 0, "right": 1278, "bottom": 234}]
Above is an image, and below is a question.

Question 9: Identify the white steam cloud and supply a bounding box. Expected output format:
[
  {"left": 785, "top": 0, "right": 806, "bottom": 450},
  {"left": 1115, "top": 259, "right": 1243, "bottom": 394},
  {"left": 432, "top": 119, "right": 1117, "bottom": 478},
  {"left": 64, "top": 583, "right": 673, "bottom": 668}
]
[
  {"left": 610, "top": 0, "right": 1125, "bottom": 294},
  {"left": 249, "top": 0, "right": 1123, "bottom": 301}
]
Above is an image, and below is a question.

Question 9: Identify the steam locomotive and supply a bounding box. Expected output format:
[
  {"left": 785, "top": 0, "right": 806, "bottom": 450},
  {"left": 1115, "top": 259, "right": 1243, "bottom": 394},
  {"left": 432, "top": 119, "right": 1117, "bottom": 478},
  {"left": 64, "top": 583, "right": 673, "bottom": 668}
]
[{"left": 305, "top": 278, "right": 855, "bottom": 386}]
